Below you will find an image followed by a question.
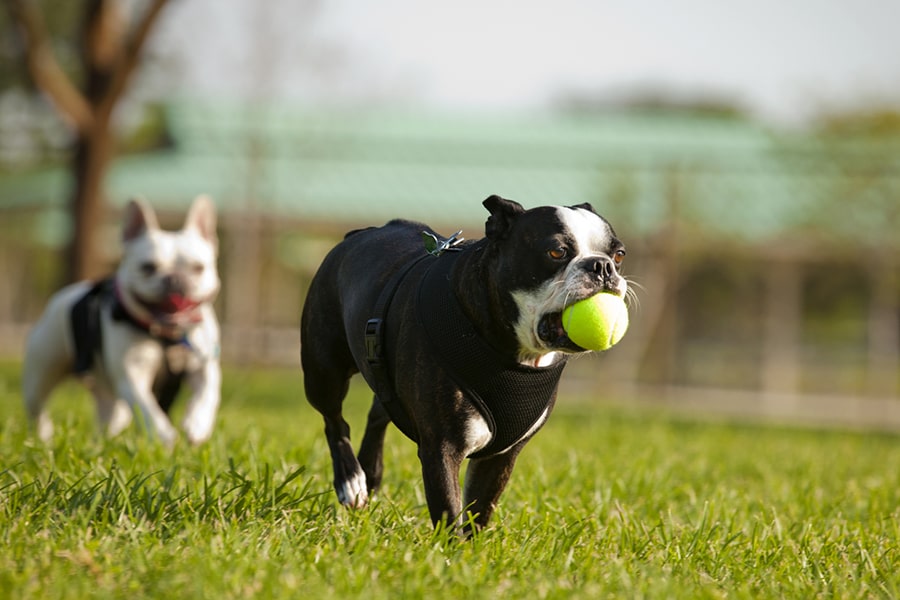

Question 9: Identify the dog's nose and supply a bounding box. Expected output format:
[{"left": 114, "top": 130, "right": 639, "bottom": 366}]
[
  {"left": 585, "top": 256, "right": 616, "bottom": 281},
  {"left": 600, "top": 258, "right": 615, "bottom": 279},
  {"left": 162, "top": 274, "right": 186, "bottom": 294}
]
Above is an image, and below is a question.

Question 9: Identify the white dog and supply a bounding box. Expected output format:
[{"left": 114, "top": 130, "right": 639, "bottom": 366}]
[{"left": 22, "top": 195, "right": 222, "bottom": 446}]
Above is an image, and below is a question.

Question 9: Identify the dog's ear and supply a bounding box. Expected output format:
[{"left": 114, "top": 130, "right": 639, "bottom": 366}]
[
  {"left": 122, "top": 197, "right": 159, "bottom": 242},
  {"left": 184, "top": 194, "right": 218, "bottom": 248},
  {"left": 483, "top": 195, "right": 525, "bottom": 240},
  {"left": 571, "top": 202, "right": 597, "bottom": 214}
]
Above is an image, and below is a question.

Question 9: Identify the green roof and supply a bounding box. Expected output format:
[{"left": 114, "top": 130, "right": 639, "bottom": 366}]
[{"left": 3, "top": 99, "right": 900, "bottom": 246}]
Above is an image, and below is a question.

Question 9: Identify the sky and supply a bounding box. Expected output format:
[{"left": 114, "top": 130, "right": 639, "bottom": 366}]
[{"left": 150, "top": 0, "right": 900, "bottom": 126}]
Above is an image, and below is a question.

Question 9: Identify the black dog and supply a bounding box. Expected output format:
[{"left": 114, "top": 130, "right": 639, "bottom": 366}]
[{"left": 300, "top": 195, "right": 627, "bottom": 530}]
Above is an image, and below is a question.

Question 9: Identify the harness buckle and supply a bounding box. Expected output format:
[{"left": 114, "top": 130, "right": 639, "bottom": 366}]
[{"left": 365, "top": 318, "right": 384, "bottom": 365}]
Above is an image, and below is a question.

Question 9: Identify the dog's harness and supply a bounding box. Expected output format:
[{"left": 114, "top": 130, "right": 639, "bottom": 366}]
[
  {"left": 365, "top": 235, "right": 567, "bottom": 459},
  {"left": 69, "top": 277, "right": 195, "bottom": 413},
  {"left": 70, "top": 278, "right": 193, "bottom": 372},
  {"left": 70, "top": 278, "right": 115, "bottom": 375}
]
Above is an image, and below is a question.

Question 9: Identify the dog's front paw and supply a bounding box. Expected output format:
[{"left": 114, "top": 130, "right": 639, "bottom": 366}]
[
  {"left": 35, "top": 414, "right": 54, "bottom": 442},
  {"left": 104, "top": 401, "right": 133, "bottom": 437},
  {"left": 153, "top": 422, "right": 178, "bottom": 448},
  {"left": 336, "top": 468, "right": 369, "bottom": 508},
  {"left": 182, "top": 417, "right": 214, "bottom": 446}
]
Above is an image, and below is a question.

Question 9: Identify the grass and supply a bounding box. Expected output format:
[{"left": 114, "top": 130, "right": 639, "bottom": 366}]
[{"left": 1, "top": 359, "right": 899, "bottom": 599}]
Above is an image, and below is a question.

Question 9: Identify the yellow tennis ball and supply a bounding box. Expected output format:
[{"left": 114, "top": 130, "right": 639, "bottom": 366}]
[{"left": 561, "top": 293, "right": 629, "bottom": 351}]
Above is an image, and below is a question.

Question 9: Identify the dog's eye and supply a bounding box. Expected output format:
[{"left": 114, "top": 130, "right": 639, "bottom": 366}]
[
  {"left": 613, "top": 249, "right": 626, "bottom": 265},
  {"left": 140, "top": 262, "right": 157, "bottom": 276},
  {"left": 191, "top": 263, "right": 205, "bottom": 275},
  {"left": 547, "top": 247, "right": 567, "bottom": 260}
]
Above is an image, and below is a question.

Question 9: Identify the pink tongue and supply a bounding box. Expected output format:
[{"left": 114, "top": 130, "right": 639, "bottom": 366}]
[{"left": 162, "top": 293, "right": 193, "bottom": 313}]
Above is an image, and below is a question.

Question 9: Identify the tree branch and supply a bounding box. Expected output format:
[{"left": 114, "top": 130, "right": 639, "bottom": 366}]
[
  {"left": 3, "top": 0, "right": 94, "bottom": 132},
  {"left": 97, "top": 0, "right": 170, "bottom": 123}
]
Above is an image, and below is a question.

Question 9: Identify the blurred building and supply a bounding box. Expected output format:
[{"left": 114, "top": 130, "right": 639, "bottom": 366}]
[{"left": 1, "top": 101, "right": 898, "bottom": 426}]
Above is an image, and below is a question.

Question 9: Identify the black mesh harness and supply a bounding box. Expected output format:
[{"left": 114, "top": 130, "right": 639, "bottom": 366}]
[
  {"left": 365, "top": 248, "right": 567, "bottom": 458},
  {"left": 69, "top": 277, "right": 186, "bottom": 413},
  {"left": 70, "top": 278, "right": 115, "bottom": 375}
]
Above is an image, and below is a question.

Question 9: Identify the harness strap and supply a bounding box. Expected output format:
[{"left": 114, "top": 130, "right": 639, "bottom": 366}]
[
  {"left": 70, "top": 278, "right": 114, "bottom": 374},
  {"left": 364, "top": 252, "right": 433, "bottom": 441}
]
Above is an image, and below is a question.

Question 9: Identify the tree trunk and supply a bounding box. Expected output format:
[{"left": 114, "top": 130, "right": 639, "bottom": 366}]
[
  {"left": 68, "top": 124, "right": 114, "bottom": 282},
  {"left": 66, "top": 0, "right": 120, "bottom": 283},
  {"left": 5, "top": 0, "right": 171, "bottom": 284}
]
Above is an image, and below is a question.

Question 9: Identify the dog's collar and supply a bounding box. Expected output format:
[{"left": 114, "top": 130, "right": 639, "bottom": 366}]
[{"left": 113, "top": 277, "right": 204, "bottom": 342}]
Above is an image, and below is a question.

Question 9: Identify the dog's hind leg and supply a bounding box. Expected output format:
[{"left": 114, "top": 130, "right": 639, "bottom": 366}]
[
  {"left": 357, "top": 397, "right": 391, "bottom": 494},
  {"left": 303, "top": 363, "right": 369, "bottom": 508},
  {"left": 21, "top": 362, "right": 66, "bottom": 442},
  {"left": 22, "top": 282, "right": 91, "bottom": 441},
  {"left": 301, "top": 268, "right": 371, "bottom": 507},
  {"left": 22, "top": 327, "right": 72, "bottom": 442}
]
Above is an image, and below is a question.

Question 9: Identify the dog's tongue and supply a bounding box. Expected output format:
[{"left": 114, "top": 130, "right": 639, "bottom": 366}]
[{"left": 160, "top": 293, "right": 195, "bottom": 314}]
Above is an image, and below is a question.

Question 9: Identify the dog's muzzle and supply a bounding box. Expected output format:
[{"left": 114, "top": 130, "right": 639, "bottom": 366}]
[
  {"left": 579, "top": 255, "right": 620, "bottom": 288},
  {"left": 538, "top": 258, "right": 626, "bottom": 352},
  {"left": 537, "top": 312, "right": 584, "bottom": 352}
]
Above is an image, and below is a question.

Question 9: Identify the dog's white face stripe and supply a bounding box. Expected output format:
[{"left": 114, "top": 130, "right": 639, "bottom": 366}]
[
  {"left": 512, "top": 206, "right": 626, "bottom": 364},
  {"left": 558, "top": 206, "right": 627, "bottom": 296},
  {"left": 559, "top": 206, "right": 614, "bottom": 258}
]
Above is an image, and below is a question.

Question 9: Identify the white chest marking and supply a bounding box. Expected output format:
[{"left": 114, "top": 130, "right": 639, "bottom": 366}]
[
  {"left": 464, "top": 411, "right": 493, "bottom": 455},
  {"left": 464, "top": 406, "right": 551, "bottom": 457}
]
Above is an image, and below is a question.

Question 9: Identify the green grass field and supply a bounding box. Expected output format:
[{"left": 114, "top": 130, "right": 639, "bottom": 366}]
[{"left": 1, "top": 359, "right": 898, "bottom": 599}]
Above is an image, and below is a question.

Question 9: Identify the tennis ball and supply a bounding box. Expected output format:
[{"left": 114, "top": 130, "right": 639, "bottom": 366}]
[{"left": 561, "top": 293, "right": 629, "bottom": 351}]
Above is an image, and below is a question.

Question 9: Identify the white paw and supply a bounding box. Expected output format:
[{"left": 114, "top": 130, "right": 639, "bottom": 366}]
[
  {"left": 180, "top": 390, "right": 220, "bottom": 446},
  {"left": 336, "top": 469, "right": 369, "bottom": 508},
  {"left": 182, "top": 415, "right": 214, "bottom": 446},
  {"left": 153, "top": 422, "right": 178, "bottom": 448},
  {"left": 36, "top": 414, "right": 54, "bottom": 442},
  {"left": 106, "top": 402, "right": 133, "bottom": 437}
]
